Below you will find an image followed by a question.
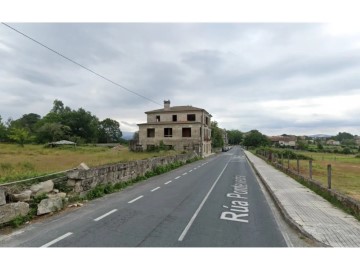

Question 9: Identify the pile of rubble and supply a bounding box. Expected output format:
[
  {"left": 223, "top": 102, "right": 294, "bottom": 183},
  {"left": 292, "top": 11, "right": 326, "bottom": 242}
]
[{"left": 0, "top": 180, "right": 69, "bottom": 225}]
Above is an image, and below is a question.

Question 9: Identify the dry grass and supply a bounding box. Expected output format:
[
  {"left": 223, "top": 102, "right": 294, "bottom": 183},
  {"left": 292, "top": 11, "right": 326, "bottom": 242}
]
[
  {"left": 287, "top": 151, "right": 360, "bottom": 201},
  {"left": 0, "top": 143, "right": 180, "bottom": 183}
]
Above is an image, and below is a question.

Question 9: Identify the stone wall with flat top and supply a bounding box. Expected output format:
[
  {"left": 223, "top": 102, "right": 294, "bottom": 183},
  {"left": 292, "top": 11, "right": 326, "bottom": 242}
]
[{"left": 66, "top": 152, "right": 198, "bottom": 196}]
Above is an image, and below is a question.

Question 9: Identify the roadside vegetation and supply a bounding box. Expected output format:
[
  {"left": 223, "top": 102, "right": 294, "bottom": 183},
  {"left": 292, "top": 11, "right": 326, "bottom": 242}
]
[
  {"left": 256, "top": 147, "right": 360, "bottom": 201},
  {"left": 289, "top": 151, "right": 360, "bottom": 201}
]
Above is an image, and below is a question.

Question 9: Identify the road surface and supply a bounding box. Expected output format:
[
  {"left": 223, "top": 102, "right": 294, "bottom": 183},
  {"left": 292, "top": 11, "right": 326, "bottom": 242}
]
[{"left": 0, "top": 146, "right": 304, "bottom": 247}]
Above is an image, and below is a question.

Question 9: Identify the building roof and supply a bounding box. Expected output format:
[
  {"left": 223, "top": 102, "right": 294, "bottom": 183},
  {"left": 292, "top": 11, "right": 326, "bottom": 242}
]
[
  {"left": 145, "top": 105, "right": 211, "bottom": 116},
  {"left": 49, "top": 140, "right": 76, "bottom": 145}
]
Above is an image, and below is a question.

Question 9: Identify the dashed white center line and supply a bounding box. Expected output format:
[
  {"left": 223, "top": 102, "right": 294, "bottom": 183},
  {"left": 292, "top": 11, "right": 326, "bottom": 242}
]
[
  {"left": 128, "top": 195, "right": 144, "bottom": 204},
  {"left": 41, "top": 232, "right": 73, "bottom": 247},
  {"left": 182, "top": 172, "right": 187, "bottom": 175},
  {"left": 189, "top": 170, "right": 193, "bottom": 172},
  {"left": 178, "top": 161, "right": 230, "bottom": 242},
  {"left": 193, "top": 168, "right": 197, "bottom": 170},
  {"left": 175, "top": 176, "right": 181, "bottom": 179},
  {"left": 164, "top": 180, "right": 172, "bottom": 185},
  {"left": 94, "top": 209, "right": 118, "bottom": 221},
  {"left": 151, "top": 187, "right": 161, "bottom": 192}
]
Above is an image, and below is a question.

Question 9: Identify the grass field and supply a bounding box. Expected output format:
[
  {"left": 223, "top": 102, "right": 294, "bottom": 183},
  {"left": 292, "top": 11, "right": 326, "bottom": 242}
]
[
  {"left": 287, "top": 151, "right": 360, "bottom": 201},
  {"left": 0, "top": 143, "right": 180, "bottom": 184}
]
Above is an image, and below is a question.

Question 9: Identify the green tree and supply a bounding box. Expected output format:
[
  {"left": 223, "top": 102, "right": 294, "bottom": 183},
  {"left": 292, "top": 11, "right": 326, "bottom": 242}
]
[
  {"left": 0, "top": 115, "right": 7, "bottom": 141},
  {"left": 36, "top": 122, "right": 71, "bottom": 143},
  {"left": 317, "top": 142, "right": 324, "bottom": 150},
  {"left": 16, "top": 113, "right": 41, "bottom": 133},
  {"left": 211, "top": 121, "right": 224, "bottom": 148},
  {"left": 243, "top": 130, "right": 270, "bottom": 148},
  {"left": 8, "top": 127, "right": 34, "bottom": 147},
  {"left": 40, "top": 100, "right": 100, "bottom": 143},
  {"left": 98, "top": 118, "right": 122, "bottom": 143},
  {"left": 342, "top": 138, "right": 356, "bottom": 146},
  {"left": 227, "top": 129, "right": 243, "bottom": 145},
  {"left": 51, "top": 99, "right": 66, "bottom": 114},
  {"left": 333, "top": 132, "right": 354, "bottom": 142},
  {"left": 296, "top": 139, "right": 308, "bottom": 150}
]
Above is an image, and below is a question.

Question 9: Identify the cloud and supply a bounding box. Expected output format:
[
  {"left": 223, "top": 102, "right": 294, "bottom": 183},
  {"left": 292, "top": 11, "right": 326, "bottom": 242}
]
[{"left": 1, "top": 23, "right": 360, "bottom": 136}]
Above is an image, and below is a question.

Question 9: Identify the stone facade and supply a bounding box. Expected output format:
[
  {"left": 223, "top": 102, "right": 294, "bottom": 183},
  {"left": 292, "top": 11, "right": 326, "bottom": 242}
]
[
  {"left": 66, "top": 152, "right": 197, "bottom": 196},
  {"left": 137, "top": 100, "right": 212, "bottom": 157}
]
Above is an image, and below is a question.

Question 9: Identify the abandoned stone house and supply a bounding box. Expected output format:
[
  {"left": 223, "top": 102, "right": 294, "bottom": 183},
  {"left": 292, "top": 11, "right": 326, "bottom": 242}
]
[{"left": 137, "top": 100, "right": 212, "bottom": 157}]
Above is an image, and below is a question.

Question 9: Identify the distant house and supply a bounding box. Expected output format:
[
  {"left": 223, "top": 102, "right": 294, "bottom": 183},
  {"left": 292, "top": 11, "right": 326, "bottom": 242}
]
[
  {"left": 326, "top": 140, "right": 341, "bottom": 146},
  {"left": 269, "top": 136, "right": 296, "bottom": 148},
  {"left": 137, "top": 100, "right": 212, "bottom": 157}
]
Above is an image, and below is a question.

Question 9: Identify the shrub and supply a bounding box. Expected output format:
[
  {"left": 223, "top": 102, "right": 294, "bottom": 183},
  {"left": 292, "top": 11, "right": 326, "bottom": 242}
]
[{"left": 85, "top": 185, "right": 105, "bottom": 200}]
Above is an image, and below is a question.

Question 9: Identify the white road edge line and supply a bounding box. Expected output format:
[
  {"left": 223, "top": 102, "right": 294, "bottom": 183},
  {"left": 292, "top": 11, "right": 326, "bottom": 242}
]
[
  {"left": 175, "top": 176, "right": 181, "bottom": 179},
  {"left": 164, "top": 181, "right": 172, "bottom": 185},
  {"left": 151, "top": 187, "right": 161, "bottom": 192},
  {"left": 41, "top": 232, "right": 73, "bottom": 247},
  {"left": 178, "top": 161, "right": 230, "bottom": 242},
  {"left": 128, "top": 195, "right": 144, "bottom": 204},
  {"left": 244, "top": 153, "right": 293, "bottom": 247},
  {"left": 94, "top": 209, "right": 118, "bottom": 221}
]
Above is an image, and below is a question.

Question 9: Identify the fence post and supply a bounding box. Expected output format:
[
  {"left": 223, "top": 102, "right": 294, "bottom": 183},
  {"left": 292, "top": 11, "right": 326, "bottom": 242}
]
[
  {"left": 281, "top": 153, "right": 284, "bottom": 167},
  {"left": 297, "top": 157, "right": 300, "bottom": 174},
  {"left": 327, "top": 164, "right": 332, "bottom": 189},
  {"left": 287, "top": 155, "right": 290, "bottom": 169},
  {"left": 309, "top": 160, "right": 312, "bottom": 180}
]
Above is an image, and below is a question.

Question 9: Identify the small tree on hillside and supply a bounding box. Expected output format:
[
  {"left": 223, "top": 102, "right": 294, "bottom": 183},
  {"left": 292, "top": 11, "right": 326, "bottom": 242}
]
[{"left": 8, "top": 127, "right": 34, "bottom": 147}]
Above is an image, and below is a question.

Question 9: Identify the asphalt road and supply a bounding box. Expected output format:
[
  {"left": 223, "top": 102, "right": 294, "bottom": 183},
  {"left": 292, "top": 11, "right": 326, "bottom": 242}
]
[{"left": 0, "top": 146, "right": 288, "bottom": 247}]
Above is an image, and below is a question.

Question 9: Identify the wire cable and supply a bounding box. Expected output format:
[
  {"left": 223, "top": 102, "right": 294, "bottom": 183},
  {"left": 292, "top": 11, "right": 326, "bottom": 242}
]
[{"left": 1, "top": 22, "right": 162, "bottom": 106}]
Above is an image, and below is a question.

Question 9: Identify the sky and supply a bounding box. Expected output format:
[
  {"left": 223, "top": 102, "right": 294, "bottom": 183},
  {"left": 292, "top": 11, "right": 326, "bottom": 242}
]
[{"left": 1, "top": 5, "right": 360, "bottom": 137}]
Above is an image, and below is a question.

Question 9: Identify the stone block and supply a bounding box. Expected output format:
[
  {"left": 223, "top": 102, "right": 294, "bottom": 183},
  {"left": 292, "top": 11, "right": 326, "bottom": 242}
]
[
  {"left": 37, "top": 197, "right": 63, "bottom": 215},
  {"left": 30, "top": 180, "right": 54, "bottom": 196},
  {"left": 10, "top": 190, "right": 32, "bottom": 202},
  {"left": 77, "top": 162, "right": 89, "bottom": 170},
  {"left": 0, "top": 189, "right": 6, "bottom": 206},
  {"left": 0, "top": 202, "right": 30, "bottom": 224}
]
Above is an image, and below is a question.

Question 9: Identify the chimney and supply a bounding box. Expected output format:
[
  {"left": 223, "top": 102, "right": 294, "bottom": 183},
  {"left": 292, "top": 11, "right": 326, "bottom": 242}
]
[{"left": 164, "top": 100, "right": 170, "bottom": 110}]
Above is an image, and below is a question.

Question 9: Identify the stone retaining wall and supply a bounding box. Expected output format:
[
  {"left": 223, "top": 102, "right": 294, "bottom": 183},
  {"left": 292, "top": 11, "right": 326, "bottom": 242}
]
[
  {"left": 66, "top": 152, "right": 198, "bottom": 196},
  {"left": 0, "top": 152, "right": 198, "bottom": 225}
]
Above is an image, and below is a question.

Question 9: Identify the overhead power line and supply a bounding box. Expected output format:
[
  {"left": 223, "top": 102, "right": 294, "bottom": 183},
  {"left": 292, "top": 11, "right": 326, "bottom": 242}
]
[{"left": 1, "top": 22, "right": 161, "bottom": 106}]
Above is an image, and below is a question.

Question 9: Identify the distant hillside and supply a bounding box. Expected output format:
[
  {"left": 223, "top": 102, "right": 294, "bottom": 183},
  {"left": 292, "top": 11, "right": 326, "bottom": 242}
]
[
  {"left": 308, "top": 134, "right": 333, "bottom": 139},
  {"left": 122, "top": 131, "right": 135, "bottom": 140}
]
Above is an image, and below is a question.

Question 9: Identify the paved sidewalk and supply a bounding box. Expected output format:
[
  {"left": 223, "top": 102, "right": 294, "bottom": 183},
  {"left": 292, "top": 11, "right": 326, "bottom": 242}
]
[{"left": 245, "top": 150, "right": 360, "bottom": 247}]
